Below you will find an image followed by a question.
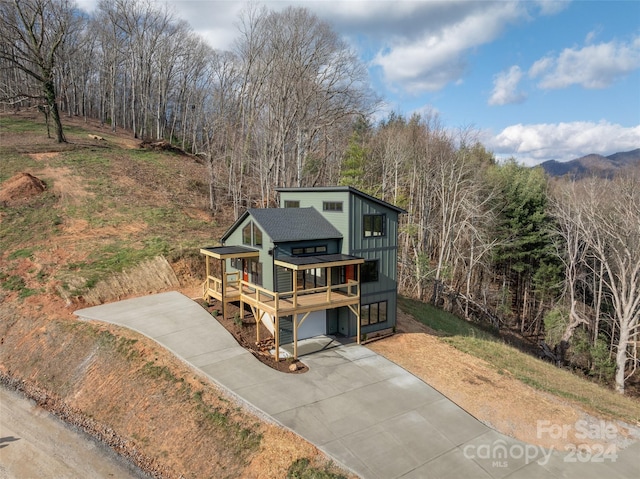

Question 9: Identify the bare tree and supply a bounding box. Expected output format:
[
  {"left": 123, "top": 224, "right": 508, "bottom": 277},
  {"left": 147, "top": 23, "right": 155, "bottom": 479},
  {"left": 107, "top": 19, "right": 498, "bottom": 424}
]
[
  {"left": 586, "top": 175, "right": 640, "bottom": 393},
  {"left": 0, "top": 0, "right": 79, "bottom": 142},
  {"left": 552, "top": 173, "right": 640, "bottom": 393},
  {"left": 550, "top": 180, "right": 593, "bottom": 344},
  {"left": 232, "top": 5, "right": 376, "bottom": 207}
]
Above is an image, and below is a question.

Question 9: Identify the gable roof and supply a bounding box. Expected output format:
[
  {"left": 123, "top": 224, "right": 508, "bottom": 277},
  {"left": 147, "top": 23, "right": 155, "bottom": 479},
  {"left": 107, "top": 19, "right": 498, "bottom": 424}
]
[
  {"left": 221, "top": 207, "right": 342, "bottom": 244},
  {"left": 275, "top": 186, "right": 407, "bottom": 214}
]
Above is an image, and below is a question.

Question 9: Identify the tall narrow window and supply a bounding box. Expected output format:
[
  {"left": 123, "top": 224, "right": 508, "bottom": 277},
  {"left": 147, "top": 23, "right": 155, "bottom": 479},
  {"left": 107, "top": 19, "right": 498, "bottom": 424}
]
[
  {"left": 363, "top": 214, "right": 385, "bottom": 237},
  {"left": 253, "top": 224, "right": 263, "bottom": 247},
  {"left": 242, "top": 223, "right": 251, "bottom": 245},
  {"left": 361, "top": 304, "right": 370, "bottom": 326},
  {"left": 251, "top": 261, "right": 263, "bottom": 286}
]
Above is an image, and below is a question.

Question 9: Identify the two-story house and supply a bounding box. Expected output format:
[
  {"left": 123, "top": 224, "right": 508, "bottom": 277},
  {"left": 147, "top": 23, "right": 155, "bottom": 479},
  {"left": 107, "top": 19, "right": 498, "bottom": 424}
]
[{"left": 201, "top": 186, "right": 405, "bottom": 360}]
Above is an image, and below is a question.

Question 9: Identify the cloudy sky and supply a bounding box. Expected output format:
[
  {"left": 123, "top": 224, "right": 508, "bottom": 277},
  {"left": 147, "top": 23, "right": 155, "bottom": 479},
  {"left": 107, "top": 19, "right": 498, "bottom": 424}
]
[{"left": 77, "top": 0, "right": 640, "bottom": 166}]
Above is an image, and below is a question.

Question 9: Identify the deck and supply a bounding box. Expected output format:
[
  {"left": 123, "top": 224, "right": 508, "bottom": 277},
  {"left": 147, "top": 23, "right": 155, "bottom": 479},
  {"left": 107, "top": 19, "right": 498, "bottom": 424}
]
[{"left": 204, "top": 277, "right": 360, "bottom": 317}]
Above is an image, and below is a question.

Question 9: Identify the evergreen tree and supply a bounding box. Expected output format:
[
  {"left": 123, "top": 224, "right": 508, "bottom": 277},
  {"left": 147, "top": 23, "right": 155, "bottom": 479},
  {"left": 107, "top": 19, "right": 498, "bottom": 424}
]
[{"left": 489, "top": 160, "right": 561, "bottom": 330}]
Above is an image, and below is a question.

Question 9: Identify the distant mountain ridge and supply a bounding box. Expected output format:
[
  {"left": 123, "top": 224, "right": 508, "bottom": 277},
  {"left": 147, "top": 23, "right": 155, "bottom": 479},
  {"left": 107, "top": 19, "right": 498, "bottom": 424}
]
[{"left": 539, "top": 148, "right": 640, "bottom": 178}]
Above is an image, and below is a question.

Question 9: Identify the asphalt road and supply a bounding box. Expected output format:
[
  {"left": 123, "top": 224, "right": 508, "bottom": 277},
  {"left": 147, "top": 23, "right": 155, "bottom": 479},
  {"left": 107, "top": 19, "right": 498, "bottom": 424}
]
[{"left": 0, "top": 386, "right": 145, "bottom": 479}]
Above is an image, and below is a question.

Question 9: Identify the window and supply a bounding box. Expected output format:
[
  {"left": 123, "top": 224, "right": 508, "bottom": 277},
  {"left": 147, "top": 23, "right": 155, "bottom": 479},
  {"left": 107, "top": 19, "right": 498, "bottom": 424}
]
[
  {"left": 253, "top": 224, "right": 262, "bottom": 247},
  {"left": 291, "top": 245, "right": 328, "bottom": 256},
  {"left": 361, "top": 260, "right": 379, "bottom": 283},
  {"left": 230, "top": 258, "right": 242, "bottom": 270},
  {"left": 284, "top": 200, "right": 300, "bottom": 208},
  {"left": 242, "top": 221, "right": 263, "bottom": 247},
  {"left": 361, "top": 304, "right": 370, "bottom": 326},
  {"left": 297, "top": 268, "right": 326, "bottom": 290},
  {"left": 323, "top": 201, "right": 343, "bottom": 212},
  {"left": 242, "top": 223, "right": 251, "bottom": 245},
  {"left": 250, "top": 261, "right": 263, "bottom": 286},
  {"left": 363, "top": 214, "right": 385, "bottom": 237},
  {"left": 361, "top": 300, "right": 388, "bottom": 326}
]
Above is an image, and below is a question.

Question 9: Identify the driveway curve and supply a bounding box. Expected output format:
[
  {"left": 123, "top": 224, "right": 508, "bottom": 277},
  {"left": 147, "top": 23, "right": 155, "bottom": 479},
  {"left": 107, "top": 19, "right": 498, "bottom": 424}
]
[{"left": 76, "top": 292, "right": 639, "bottom": 479}]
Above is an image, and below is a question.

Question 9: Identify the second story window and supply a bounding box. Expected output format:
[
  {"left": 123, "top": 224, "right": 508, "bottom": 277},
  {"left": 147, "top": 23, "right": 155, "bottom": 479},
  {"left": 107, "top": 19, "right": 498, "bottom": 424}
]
[
  {"left": 323, "top": 201, "right": 343, "bottom": 212},
  {"left": 254, "top": 225, "right": 262, "bottom": 247},
  {"left": 363, "top": 214, "right": 385, "bottom": 237},
  {"left": 361, "top": 260, "right": 379, "bottom": 283},
  {"left": 284, "top": 200, "right": 300, "bottom": 208},
  {"left": 242, "top": 223, "right": 252, "bottom": 245},
  {"left": 291, "top": 245, "right": 327, "bottom": 256}
]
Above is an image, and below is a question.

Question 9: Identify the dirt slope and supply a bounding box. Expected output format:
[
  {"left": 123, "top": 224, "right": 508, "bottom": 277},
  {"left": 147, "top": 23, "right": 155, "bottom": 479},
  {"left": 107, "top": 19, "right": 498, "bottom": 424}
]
[{"left": 0, "top": 298, "right": 345, "bottom": 479}]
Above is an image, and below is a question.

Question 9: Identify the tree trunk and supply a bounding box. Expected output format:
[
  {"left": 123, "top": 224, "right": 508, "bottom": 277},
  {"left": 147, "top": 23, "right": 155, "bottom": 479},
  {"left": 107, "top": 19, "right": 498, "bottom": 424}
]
[
  {"left": 615, "top": 322, "right": 630, "bottom": 394},
  {"left": 45, "top": 80, "right": 66, "bottom": 143}
]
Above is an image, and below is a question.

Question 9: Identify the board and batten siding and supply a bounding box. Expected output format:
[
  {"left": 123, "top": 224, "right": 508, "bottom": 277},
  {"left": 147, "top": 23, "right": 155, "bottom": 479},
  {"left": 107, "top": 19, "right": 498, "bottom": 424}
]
[
  {"left": 277, "top": 187, "right": 403, "bottom": 335},
  {"left": 279, "top": 190, "right": 351, "bottom": 253},
  {"left": 350, "top": 193, "right": 400, "bottom": 333}
]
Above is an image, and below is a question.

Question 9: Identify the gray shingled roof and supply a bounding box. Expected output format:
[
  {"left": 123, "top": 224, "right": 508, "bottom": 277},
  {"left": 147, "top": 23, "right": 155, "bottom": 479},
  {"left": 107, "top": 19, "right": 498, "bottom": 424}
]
[{"left": 248, "top": 207, "right": 342, "bottom": 243}]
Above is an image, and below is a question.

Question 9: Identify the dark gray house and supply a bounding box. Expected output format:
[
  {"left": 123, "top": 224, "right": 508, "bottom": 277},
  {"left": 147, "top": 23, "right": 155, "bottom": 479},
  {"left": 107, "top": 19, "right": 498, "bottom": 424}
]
[{"left": 201, "top": 186, "right": 405, "bottom": 359}]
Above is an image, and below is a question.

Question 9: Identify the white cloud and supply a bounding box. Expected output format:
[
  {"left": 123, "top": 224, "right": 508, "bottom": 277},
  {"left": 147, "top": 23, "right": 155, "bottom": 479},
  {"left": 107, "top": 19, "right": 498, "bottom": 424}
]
[
  {"left": 489, "top": 121, "right": 640, "bottom": 165},
  {"left": 488, "top": 66, "right": 526, "bottom": 106},
  {"left": 533, "top": 0, "right": 571, "bottom": 16},
  {"left": 371, "top": 1, "right": 525, "bottom": 93},
  {"left": 530, "top": 36, "right": 640, "bottom": 89}
]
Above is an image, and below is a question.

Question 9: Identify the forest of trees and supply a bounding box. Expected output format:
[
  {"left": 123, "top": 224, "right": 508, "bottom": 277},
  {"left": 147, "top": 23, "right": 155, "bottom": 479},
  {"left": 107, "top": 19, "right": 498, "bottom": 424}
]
[{"left": 1, "top": 0, "right": 638, "bottom": 394}]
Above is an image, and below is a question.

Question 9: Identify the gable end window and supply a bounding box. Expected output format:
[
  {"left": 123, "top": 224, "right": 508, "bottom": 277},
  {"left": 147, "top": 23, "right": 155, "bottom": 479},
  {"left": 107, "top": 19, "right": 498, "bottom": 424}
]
[
  {"left": 253, "top": 223, "right": 262, "bottom": 247},
  {"left": 242, "top": 223, "right": 252, "bottom": 245},
  {"left": 323, "top": 201, "right": 343, "bottom": 212},
  {"left": 363, "top": 214, "right": 385, "bottom": 237}
]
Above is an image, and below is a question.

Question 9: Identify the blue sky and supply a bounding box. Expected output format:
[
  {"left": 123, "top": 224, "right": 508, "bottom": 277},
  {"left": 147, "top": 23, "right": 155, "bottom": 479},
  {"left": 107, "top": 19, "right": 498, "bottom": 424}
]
[{"left": 77, "top": 0, "right": 640, "bottom": 166}]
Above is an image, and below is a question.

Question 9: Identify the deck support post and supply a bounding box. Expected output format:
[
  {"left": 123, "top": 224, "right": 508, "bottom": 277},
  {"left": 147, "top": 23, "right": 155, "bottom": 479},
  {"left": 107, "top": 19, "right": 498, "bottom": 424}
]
[
  {"left": 221, "top": 258, "right": 227, "bottom": 320},
  {"left": 204, "top": 256, "right": 210, "bottom": 302},
  {"left": 275, "top": 315, "right": 280, "bottom": 362},
  {"left": 293, "top": 313, "right": 298, "bottom": 360},
  {"left": 357, "top": 263, "right": 361, "bottom": 344}
]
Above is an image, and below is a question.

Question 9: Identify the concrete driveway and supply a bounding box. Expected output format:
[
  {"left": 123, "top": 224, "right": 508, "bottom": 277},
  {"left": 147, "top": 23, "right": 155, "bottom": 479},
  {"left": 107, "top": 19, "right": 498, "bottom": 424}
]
[{"left": 76, "top": 292, "right": 640, "bottom": 479}]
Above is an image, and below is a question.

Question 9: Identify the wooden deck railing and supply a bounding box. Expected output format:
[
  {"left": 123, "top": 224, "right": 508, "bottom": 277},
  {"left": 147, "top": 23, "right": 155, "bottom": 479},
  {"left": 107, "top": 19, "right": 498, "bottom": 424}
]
[
  {"left": 205, "top": 272, "right": 360, "bottom": 317},
  {"left": 235, "top": 279, "right": 360, "bottom": 315},
  {"left": 204, "top": 271, "right": 241, "bottom": 300}
]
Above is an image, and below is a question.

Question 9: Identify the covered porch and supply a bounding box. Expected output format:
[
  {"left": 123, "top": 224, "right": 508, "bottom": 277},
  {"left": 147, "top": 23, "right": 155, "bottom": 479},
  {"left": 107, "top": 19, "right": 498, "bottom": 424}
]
[
  {"left": 201, "top": 245, "right": 259, "bottom": 320},
  {"left": 201, "top": 246, "right": 363, "bottom": 361}
]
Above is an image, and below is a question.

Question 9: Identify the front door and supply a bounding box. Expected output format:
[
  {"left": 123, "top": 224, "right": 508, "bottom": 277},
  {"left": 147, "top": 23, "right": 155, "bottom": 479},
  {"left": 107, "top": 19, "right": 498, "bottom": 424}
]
[{"left": 243, "top": 260, "right": 249, "bottom": 282}]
